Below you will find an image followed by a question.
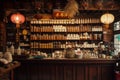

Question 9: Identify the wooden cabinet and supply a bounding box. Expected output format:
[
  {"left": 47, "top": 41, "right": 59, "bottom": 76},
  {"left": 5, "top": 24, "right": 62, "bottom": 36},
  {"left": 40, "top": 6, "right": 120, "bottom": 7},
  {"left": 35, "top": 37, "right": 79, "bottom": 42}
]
[
  {"left": 13, "top": 59, "right": 116, "bottom": 80},
  {"left": 0, "top": 22, "right": 6, "bottom": 52},
  {"left": 30, "top": 19, "right": 103, "bottom": 54},
  {"left": 3, "top": 0, "right": 120, "bottom": 55}
]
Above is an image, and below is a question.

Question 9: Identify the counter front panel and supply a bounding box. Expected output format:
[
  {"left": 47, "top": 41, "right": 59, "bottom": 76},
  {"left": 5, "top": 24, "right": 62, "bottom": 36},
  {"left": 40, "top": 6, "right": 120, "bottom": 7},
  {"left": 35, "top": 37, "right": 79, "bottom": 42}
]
[{"left": 13, "top": 59, "right": 117, "bottom": 80}]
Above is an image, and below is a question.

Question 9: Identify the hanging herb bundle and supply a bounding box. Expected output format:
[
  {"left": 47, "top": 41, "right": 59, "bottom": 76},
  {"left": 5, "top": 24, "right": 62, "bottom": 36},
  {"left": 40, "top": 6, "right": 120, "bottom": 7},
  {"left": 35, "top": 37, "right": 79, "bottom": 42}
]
[{"left": 64, "top": 0, "right": 79, "bottom": 18}]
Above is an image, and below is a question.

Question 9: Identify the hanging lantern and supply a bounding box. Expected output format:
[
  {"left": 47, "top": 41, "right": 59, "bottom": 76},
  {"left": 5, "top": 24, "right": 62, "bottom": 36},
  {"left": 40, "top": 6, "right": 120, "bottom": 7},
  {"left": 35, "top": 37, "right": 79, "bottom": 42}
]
[
  {"left": 10, "top": 13, "right": 25, "bottom": 42},
  {"left": 100, "top": 13, "right": 114, "bottom": 29},
  {"left": 10, "top": 13, "right": 25, "bottom": 28},
  {"left": 100, "top": 13, "right": 114, "bottom": 24}
]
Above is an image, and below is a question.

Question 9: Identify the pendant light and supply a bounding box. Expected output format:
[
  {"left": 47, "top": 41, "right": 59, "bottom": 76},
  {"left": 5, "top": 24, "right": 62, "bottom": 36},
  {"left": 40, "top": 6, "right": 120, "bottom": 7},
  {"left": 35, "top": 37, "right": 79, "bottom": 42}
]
[
  {"left": 100, "top": 13, "right": 115, "bottom": 28},
  {"left": 10, "top": 12, "right": 25, "bottom": 42},
  {"left": 10, "top": 13, "right": 25, "bottom": 28}
]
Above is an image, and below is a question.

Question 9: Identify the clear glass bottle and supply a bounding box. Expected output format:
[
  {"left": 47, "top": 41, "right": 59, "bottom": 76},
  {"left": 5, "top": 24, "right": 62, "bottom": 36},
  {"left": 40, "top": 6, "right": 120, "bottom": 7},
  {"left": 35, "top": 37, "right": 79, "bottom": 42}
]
[{"left": 10, "top": 44, "right": 14, "bottom": 55}]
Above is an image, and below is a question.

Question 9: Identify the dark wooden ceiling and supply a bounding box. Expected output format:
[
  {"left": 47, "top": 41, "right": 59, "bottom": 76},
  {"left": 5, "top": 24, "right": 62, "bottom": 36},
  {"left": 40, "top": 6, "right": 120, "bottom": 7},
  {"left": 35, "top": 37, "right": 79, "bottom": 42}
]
[
  {"left": 0, "top": 0, "right": 120, "bottom": 10},
  {"left": 0, "top": 0, "right": 120, "bottom": 21}
]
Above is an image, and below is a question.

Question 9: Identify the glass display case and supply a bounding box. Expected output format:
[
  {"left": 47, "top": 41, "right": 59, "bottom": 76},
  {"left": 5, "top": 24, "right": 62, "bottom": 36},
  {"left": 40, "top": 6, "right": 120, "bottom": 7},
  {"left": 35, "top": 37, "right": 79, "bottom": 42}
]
[
  {"left": 114, "top": 21, "right": 120, "bottom": 31},
  {"left": 114, "top": 21, "right": 120, "bottom": 55}
]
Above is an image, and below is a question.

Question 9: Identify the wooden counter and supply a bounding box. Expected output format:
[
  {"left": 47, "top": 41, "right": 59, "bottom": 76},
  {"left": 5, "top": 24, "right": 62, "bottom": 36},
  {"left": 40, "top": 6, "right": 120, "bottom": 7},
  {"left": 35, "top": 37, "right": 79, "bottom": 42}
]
[{"left": 13, "top": 58, "right": 117, "bottom": 80}]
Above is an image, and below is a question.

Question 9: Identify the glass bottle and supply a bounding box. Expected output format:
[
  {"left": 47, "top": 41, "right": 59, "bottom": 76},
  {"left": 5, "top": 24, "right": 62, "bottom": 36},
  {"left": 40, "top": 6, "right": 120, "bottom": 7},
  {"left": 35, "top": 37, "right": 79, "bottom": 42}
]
[
  {"left": 17, "top": 46, "right": 21, "bottom": 55},
  {"left": 10, "top": 44, "right": 14, "bottom": 55}
]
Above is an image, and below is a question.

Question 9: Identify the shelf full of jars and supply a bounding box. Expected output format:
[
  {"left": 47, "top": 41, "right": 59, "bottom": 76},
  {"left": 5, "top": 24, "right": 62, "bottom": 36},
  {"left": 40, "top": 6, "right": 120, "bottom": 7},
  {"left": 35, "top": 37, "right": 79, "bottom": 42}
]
[{"left": 29, "top": 18, "right": 104, "bottom": 59}]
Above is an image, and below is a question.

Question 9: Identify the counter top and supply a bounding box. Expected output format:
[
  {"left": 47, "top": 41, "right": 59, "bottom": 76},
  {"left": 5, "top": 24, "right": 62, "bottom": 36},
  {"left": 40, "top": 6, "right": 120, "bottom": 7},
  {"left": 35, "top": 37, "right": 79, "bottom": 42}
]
[{"left": 14, "top": 58, "right": 118, "bottom": 64}]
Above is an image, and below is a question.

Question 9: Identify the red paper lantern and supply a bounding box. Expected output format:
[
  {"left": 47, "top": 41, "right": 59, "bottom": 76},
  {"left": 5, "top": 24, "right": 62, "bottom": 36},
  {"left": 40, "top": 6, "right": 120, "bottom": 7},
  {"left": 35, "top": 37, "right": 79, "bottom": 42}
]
[
  {"left": 11, "top": 13, "right": 25, "bottom": 24},
  {"left": 10, "top": 13, "right": 25, "bottom": 42}
]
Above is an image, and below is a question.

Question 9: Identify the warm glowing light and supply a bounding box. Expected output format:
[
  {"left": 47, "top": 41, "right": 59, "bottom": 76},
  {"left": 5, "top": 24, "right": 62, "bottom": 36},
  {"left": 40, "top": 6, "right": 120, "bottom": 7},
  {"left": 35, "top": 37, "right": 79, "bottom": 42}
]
[
  {"left": 10, "top": 13, "right": 25, "bottom": 42},
  {"left": 22, "top": 29, "right": 28, "bottom": 40},
  {"left": 100, "top": 13, "right": 114, "bottom": 24},
  {"left": 22, "top": 29, "right": 28, "bottom": 35},
  {"left": 11, "top": 13, "right": 25, "bottom": 24}
]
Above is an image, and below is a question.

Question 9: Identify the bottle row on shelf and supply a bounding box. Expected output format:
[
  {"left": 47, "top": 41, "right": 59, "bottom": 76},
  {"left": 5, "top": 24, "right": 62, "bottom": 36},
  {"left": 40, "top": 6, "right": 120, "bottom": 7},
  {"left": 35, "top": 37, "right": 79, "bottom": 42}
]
[
  {"left": 30, "top": 49, "right": 99, "bottom": 59},
  {"left": 30, "top": 18, "right": 101, "bottom": 24},
  {"left": 30, "top": 25, "right": 103, "bottom": 32},
  {"left": 30, "top": 42, "right": 98, "bottom": 49},
  {"left": 30, "top": 33, "right": 102, "bottom": 40},
  {"left": 19, "top": 43, "right": 30, "bottom": 47}
]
